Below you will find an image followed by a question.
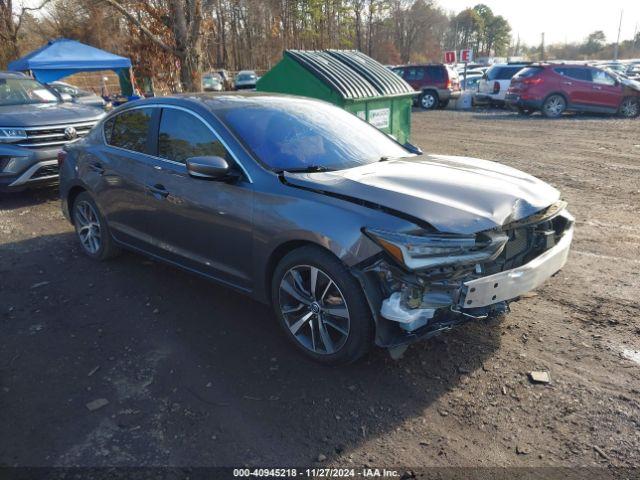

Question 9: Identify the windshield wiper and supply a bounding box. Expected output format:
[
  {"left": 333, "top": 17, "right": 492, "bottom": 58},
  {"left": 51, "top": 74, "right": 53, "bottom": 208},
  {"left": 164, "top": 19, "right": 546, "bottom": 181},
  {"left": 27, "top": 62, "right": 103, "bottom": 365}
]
[{"left": 282, "top": 165, "right": 334, "bottom": 173}]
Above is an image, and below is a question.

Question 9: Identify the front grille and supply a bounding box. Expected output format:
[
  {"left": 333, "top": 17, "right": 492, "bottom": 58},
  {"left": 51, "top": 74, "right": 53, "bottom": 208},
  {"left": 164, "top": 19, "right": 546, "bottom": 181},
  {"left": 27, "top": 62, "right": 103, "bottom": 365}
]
[
  {"left": 16, "top": 121, "right": 98, "bottom": 149},
  {"left": 31, "top": 164, "right": 59, "bottom": 179},
  {"left": 485, "top": 206, "right": 571, "bottom": 275}
]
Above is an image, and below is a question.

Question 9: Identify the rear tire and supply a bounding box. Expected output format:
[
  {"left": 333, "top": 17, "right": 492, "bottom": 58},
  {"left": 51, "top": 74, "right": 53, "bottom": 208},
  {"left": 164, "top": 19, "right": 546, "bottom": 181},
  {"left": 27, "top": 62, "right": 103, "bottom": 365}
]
[
  {"left": 619, "top": 96, "right": 640, "bottom": 118},
  {"left": 72, "top": 192, "right": 120, "bottom": 261},
  {"left": 542, "top": 94, "right": 566, "bottom": 118},
  {"left": 271, "top": 246, "right": 374, "bottom": 365},
  {"left": 419, "top": 90, "right": 438, "bottom": 110}
]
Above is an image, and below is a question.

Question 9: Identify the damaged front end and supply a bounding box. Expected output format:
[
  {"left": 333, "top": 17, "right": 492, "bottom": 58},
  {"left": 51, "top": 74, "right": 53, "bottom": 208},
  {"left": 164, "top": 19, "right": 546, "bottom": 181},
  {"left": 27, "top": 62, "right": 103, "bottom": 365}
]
[{"left": 355, "top": 201, "right": 574, "bottom": 349}]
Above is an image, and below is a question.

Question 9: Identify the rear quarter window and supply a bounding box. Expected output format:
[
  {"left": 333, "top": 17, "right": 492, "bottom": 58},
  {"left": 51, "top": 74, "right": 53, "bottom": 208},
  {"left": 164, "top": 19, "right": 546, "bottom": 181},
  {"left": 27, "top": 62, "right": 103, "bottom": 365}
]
[{"left": 106, "top": 108, "right": 153, "bottom": 153}]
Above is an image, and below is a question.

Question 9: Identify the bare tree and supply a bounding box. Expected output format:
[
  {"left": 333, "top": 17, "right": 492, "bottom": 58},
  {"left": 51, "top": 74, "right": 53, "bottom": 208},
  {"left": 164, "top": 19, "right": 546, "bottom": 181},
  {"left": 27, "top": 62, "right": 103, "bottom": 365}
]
[
  {"left": 100, "top": 0, "right": 204, "bottom": 91},
  {"left": 0, "top": 0, "right": 52, "bottom": 67}
]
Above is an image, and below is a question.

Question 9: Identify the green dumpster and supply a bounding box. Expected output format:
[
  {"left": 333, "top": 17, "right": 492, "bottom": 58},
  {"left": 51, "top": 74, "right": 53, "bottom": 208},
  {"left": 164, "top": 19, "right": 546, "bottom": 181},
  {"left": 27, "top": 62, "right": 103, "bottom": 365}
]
[{"left": 257, "top": 50, "right": 416, "bottom": 145}]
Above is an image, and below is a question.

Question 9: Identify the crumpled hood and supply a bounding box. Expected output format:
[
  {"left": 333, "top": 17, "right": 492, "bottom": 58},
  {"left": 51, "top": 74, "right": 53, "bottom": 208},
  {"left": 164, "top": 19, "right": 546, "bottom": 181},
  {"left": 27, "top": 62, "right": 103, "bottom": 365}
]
[
  {"left": 283, "top": 154, "right": 560, "bottom": 234},
  {"left": 620, "top": 76, "right": 640, "bottom": 92},
  {"left": 0, "top": 102, "right": 104, "bottom": 127}
]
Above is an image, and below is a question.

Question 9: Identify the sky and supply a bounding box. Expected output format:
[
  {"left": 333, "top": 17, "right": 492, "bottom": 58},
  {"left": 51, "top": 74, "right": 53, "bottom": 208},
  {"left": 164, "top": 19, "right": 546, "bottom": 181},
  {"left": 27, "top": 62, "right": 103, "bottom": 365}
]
[{"left": 439, "top": 0, "right": 640, "bottom": 46}]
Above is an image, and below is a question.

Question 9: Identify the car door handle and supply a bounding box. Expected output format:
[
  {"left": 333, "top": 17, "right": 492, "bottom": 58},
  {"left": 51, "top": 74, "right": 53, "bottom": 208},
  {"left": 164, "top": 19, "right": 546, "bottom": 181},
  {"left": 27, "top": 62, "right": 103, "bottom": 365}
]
[
  {"left": 146, "top": 184, "right": 170, "bottom": 198},
  {"left": 562, "top": 81, "right": 573, "bottom": 85},
  {"left": 89, "top": 162, "right": 104, "bottom": 174},
  {"left": 593, "top": 86, "right": 603, "bottom": 90}
]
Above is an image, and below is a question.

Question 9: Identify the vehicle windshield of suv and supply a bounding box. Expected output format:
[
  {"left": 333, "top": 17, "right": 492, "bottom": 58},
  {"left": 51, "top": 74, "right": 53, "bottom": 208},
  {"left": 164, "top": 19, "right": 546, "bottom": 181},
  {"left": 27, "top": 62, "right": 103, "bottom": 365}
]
[
  {"left": 487, "top": 66, "right": 526, "bottom": 80},
  {"left": 237, "top": 73, "right": 256, "bottom": 81},
  {"left": 217, "top": 99, "right": 411, "bottom": 172},
  {"left": 0, "top": 77, "right": 59, "bottom": 106}
]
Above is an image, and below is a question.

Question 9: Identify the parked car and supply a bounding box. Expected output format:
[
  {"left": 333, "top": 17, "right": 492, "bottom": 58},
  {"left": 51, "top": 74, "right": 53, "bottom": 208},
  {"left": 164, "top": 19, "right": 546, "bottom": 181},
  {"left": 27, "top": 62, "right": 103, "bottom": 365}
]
[
  {"left": 392, "top": 64, "right": 461, "bottom": 109},
  {"left": 476, "top": 63, "right": 529, "bottom": 106},
  {"left": 202, "top": 73, "right": 223, "bottom": 92},
  {"left": 460, "top": 73, "right": 482, "bottom": 92},
  {"left": 215, "top": 69, "right": 233, "bottom": 90},
  {"left": 48, "top": 81, "right": 107, "bottom": 109},
  {"left": 59, "top": 93, "right": 574, "bottom": 364},
  {"left": 0, "top": 72, "right": 105, "bottom": 192},
  {"left": 234, "top": 70, "right": 258, "bottom": 90},
  {"left": 506, "top": 64, "right": 640, "bottom": 118}
]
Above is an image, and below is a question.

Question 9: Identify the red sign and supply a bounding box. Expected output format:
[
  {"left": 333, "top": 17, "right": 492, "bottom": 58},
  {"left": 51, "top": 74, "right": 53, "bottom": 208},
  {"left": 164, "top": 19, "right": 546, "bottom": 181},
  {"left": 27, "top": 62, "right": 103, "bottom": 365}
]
[
  {"left": 444, "top": 51, "right": 457, "bottom": 64},
  {"left": 460, "top": 49, "right": 473, "bottom": 63}
]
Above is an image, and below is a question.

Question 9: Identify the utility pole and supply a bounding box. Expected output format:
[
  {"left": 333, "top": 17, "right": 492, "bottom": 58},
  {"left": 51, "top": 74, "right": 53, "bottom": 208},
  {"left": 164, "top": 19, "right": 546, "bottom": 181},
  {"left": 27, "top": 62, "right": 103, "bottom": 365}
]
[
  {"left": 540, "top": 32, "right": 545, "bottom": 61},
  {"left": 614, "top": 9, "right": 623, "bottom": 60}
]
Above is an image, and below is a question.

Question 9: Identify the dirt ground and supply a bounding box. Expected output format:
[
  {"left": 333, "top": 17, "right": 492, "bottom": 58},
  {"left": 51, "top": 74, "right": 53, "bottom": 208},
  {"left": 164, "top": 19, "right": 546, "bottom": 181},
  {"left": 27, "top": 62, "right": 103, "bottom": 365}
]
[{"left": 1, "top": 109, "right": 639, "bottom": 473}]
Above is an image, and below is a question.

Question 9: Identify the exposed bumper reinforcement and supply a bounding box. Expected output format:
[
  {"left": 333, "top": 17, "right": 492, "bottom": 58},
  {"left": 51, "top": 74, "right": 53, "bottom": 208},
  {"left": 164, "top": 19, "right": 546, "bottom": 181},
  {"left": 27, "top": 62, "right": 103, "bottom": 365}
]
[{"left": 462, "top": 226, "right": 573, "bottom": 308}]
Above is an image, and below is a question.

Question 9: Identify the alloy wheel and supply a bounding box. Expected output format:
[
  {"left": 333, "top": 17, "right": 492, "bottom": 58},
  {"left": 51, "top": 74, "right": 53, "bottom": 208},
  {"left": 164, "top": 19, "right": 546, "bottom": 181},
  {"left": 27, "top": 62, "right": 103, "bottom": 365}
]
[
  {"left": 544, "top": 95, "right": 565, "bottom": 117},
  {"left": 421, "top": 93, "right": 436, "bottom": 109},
  {"left": 278, "top": 265, "right": 350, "bottom": 355},
  {"left": 620, "top": 98, "right": 639, "bottom": 118},
  {"left": 74, "top": 200, "right": 102, "bottom": 254}
]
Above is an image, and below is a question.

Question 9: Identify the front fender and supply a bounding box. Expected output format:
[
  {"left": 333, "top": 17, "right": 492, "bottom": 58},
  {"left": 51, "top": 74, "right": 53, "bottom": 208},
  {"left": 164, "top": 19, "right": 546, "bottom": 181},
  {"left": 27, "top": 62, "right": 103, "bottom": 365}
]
[{"left": 251, "top": 184, "right": 414, "bottom": 302}]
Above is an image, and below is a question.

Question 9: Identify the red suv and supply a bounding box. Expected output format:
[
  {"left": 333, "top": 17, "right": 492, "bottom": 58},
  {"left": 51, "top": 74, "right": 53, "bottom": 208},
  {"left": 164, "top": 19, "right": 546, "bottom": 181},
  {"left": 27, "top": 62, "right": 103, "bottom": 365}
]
[
  {"left": 392, "top": 64, "right": 461, "bottom": 110},
  {"left": 506, "top": 64, "right": 640, "bottom": 118}
]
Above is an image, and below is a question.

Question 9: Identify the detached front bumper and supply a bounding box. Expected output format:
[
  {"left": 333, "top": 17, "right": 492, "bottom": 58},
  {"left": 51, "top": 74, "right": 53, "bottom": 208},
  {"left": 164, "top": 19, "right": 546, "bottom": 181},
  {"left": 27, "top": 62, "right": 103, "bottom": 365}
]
[
  {"left": 461, "top": 225, "right": 573, "bottom": 308},
  {"left": 361, "top": 208, "right": 574, "bottom": 349}
]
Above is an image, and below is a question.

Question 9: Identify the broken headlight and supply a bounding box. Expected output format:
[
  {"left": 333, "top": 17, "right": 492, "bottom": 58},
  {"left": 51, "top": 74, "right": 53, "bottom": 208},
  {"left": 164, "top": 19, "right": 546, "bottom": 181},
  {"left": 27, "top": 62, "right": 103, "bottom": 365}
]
[{"left": 365, "top": 228, "right": 508, "bottom": 271}]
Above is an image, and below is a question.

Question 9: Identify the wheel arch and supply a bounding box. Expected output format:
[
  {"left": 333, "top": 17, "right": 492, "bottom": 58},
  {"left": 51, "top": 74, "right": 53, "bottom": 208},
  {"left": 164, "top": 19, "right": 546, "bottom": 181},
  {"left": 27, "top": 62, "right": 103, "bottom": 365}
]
[
  {"left": 66, "top": 185, "right": 88, "bottom": 225},
  {"left": 263, "top": 240, "right": 339, "bottom": 306},
  {"left": 543, "top": 91, "right": 569, "bottom": 105}
]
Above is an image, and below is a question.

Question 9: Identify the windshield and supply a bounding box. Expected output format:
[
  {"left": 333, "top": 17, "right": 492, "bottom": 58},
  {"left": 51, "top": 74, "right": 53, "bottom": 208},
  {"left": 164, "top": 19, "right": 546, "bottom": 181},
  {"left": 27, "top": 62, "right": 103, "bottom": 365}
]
[
  {"left": 217, "top": 98, "right": 411, "bottom": 172},
  {"left": 0, "top": 78, "right": 58, "bottom": 106},
  {"left": 237, "top": 73, "right": 256, "bottom": 81}
]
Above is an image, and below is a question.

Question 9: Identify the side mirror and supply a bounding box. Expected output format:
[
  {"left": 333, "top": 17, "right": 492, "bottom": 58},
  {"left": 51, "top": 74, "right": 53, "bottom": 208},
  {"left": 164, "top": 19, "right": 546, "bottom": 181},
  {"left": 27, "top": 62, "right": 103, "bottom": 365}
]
[
  {"left": 186, "top": 156, "right": 229, "bottom": 179},
  {"left": 403, "top": 142, "right": 423, "bottom": 155}
]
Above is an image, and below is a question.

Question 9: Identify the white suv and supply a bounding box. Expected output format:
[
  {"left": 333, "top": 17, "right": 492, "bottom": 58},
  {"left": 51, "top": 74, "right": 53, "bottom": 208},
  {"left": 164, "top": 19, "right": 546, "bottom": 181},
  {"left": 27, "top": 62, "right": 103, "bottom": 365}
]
[{"left": 475, "top": 64, "right": 529, "bottom": 106}]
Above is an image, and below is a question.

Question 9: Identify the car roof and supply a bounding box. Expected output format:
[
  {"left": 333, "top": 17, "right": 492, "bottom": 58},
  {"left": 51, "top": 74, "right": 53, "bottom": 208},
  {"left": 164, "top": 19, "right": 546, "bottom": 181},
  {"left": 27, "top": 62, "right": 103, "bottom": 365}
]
[{"left": 114, "top": 92, "right": 318, "bottom": 113}]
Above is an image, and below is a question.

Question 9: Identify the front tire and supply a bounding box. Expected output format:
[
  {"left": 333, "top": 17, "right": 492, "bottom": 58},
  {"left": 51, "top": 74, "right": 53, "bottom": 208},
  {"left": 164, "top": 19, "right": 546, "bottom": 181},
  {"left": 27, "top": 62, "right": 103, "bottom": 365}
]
[
  {"left": 542, "top": 94, "right": 566, "bottom": 118},
  {"left": 72, "top": 192, "right": 120, "bottom": 261},
  {"left": 619, "top": 96, "right": 640, "bottom": 118},
  {"left": 271, "top": 246, "right": 374, "bottom": 365}
]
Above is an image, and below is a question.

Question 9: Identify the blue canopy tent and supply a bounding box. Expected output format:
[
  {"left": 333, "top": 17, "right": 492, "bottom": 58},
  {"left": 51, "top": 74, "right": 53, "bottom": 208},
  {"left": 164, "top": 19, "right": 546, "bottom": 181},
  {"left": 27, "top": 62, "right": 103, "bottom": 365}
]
[{"left": 8, "top": 38, "right": 134, "bottom": 96}]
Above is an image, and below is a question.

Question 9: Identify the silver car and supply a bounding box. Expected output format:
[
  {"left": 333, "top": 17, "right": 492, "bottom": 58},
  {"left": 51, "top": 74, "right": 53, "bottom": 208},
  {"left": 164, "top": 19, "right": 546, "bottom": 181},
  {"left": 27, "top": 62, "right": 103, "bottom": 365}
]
[{"left": 59, "top": 93, "right": 573, "bottom": 364}]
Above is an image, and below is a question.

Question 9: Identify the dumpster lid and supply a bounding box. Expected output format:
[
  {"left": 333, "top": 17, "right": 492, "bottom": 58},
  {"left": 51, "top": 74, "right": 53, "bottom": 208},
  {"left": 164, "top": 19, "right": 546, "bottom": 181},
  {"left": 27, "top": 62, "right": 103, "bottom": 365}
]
[
  {"left": 326, "top": 50, "right": 414, "bottom": 96},
  {"left": 285, "top": 50, "right": 381, "bottom": 100}
]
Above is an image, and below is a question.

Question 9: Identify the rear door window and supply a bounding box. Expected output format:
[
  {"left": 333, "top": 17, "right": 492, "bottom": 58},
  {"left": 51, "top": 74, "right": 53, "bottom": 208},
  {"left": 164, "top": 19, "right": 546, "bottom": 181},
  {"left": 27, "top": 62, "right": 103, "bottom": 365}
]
[
  {"left": 157, "top": 108, "right": 230, "bottom": 164},
  {"left": 106, "top": 108, "right": 153, "bottom": 153},
  {"left": 404, "top": 68, "right": 425, "bottom": 81}
]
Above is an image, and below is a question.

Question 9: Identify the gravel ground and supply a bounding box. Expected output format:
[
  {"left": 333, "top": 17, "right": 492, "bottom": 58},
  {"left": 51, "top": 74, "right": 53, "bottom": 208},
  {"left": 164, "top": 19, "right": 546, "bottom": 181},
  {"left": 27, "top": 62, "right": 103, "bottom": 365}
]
[{"left": 0, "top": 109, "right": 639, "bottom": 471}]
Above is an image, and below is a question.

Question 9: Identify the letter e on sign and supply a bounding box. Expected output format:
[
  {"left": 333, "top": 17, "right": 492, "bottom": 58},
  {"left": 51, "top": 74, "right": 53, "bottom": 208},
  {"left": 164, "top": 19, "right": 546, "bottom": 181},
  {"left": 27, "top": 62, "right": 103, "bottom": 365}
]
[{"left": 460, "top": 49, "right": 473, "bottom": 63}]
